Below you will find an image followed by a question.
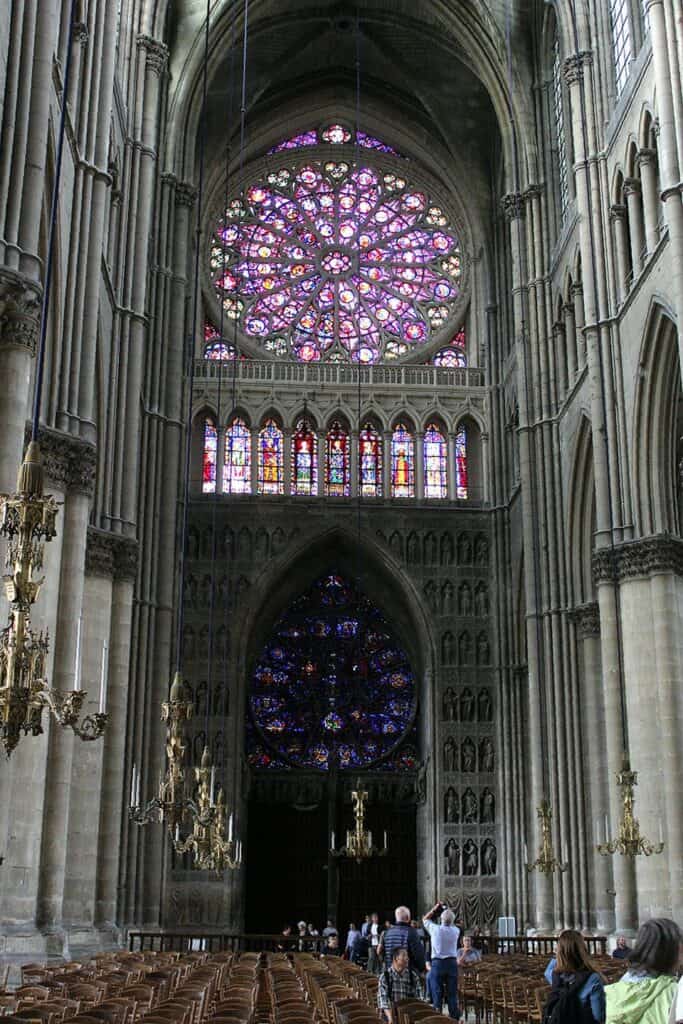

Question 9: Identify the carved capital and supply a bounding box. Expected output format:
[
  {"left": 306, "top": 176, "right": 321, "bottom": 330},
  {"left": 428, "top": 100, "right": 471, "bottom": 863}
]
[
  {"left": 26, "top": 426, "right": 97, "bottom": 495},
  {"left": 501, "top": 193, "right": 525, "bottom": 221},
  {"left": 636, "top": 148, "right": 657, "bottom": 170},
  {"left": 610, "top": 203, "right": 627, "bottom": 222},
  {"left": 593, "top": 534, "right": 683, "bottom": 584},
  {"left": 175, "top": 181, "right": 198, "bottom": 208},
  {"left": 623, "top": 177, "right": 642, "bottom": 198},
  {"left": 0, "top": 268, "right": 42, "bottom": 355},
  {"left": 568, "top": 602, "right": 600, "bottom": 637},
  {"left": 73, "top": 21, "right": 89, "bottom": 45},
  {"left": 114, "top": 537, "right": 139, "bottom": 581},
  {"left": 85, "top": 528, "right": 138, "bottom": 580},
  {"left": 552, "top": 320, "right": 566, "bottom": 338},
  {"left": 563, "top": 50, "right": 593, "bottom": 85},
  {"left": 523, "top": 183, "right": 544, "bottom": 202},
  {"left": 136, "top": 34, "right": 169, "bottom": 76}
]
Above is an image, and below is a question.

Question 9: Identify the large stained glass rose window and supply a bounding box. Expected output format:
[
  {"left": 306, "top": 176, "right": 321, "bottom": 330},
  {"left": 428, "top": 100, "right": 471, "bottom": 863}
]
[
  {"left": 248, "top": 574, "right": 417, "bottom": 770},
  {"left": 211, "top": 159, "right": 463, "bottom": 363}
]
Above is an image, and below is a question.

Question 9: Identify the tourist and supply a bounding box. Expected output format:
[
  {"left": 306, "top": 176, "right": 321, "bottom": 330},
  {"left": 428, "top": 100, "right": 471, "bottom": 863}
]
[
  {"left": 422, "top": 901, "right": 461, "bottom": 1019},
  {"left": 322, "top": 918, "right": 338, "bottom": 938},
  {"left": 377, "top": 947, "right": 425, "bottom": 1024},
  {"left": 345, "top": 922, "right": 360, "bottom": 957},
  {"left": 543, "top": 930, "right": 605, "bottom": 1024},
  {"left": 277, "top": 924, "right": 294, "bottom": 951},
  {"left": 611, "top": 936, "right": 631, "bottom": 960},
  {"left": 323, "top": 933, "right": 342, "bottom": 956},
  {"left": 296, "top": 920, "right": 308, "bottom": 951},
  {"left": 350, "top": 929, "right": 370, "bottom": 967},
  {"left": 381, "top": 905, "right": 427, "bottom": 972},
  {"left": 367, "top": 912, "right": 382, "bottom": 974},
  {"left": 605, "top": 918, "right": 682, "bottom": 1024},
  {"left": 361, "top": 914, "right": 371, "bottom": 937},
  {"left": 457, "top": 934, "right": 482, "bottom": 965}
]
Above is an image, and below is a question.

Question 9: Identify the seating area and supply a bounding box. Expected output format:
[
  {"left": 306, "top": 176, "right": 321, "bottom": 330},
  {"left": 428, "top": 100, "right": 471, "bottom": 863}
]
[{"left": 0, "top": 949, "right": 630, "bottom": 1024}]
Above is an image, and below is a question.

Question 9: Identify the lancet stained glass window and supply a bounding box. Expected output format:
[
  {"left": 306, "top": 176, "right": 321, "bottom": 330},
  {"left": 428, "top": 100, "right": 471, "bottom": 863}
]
[
  {"left": 258, "top": 419, "right": 284, "bottom": 494},
  {"left": 248, "top": 573, "right": 416, "bottom": 770},
  {"left": 202, "top": 418, "right": 217, "bottom": 493},
  {"left": 391, "top": 423, "right": 415, "bottom": 498},
  {"left": 292, "top": 419, "right": 317, "bottom": 496},
  {"left": 455, "top": 425, "right": 468, "bottom": 499},
  {"left": 325, "top": 421, "right": 350, "bottom": 497},
  {"left": 224, "top": 417, "right": 251, "bottom": 494},
  {"left": 424, "top": 423, "right": 448, "bottom": 498},
  {"left": 431, "top": 326, "right": 467, "bottom": 367},
  {"left": 359, "top": 423, "right": 382, "bottom": 497},
  {"left": 211, "top": 160, "right": 463, "bottom": 363}
]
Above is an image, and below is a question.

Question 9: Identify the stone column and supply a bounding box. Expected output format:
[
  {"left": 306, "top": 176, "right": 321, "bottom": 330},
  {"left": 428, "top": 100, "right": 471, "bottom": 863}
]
[
  {"left": 0, "top": 273, "right": 40, "bottom": 488},
  {"left": 447, "top": 430, "right": 456, "bottom": 500},
  {"left": 317, "top": 431, "right": 325, "bottom": 497},
  {"left": 415, "top": 431, "right": 424, "bottom": 499},
  {"left": 350, "top": 429, "right": 359, "bottom": 499},
  {"left": 382, "top": 430, "right": 392, "bottom": 498},
  {"left": 637, "top": 149, "right": 661, "bottom": 255},
  {"left": 610, "top": 205, "right": 630, "bottom": 304},
  {"left": 480, "top": 433, "right": 489, "bottom": 504},
  {"left": 623, "top": 179, "right": 645, "bottom": 278}
]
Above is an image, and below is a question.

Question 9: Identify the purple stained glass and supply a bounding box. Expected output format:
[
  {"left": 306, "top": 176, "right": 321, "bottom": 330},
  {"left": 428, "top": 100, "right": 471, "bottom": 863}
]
[
  {"left": 269, "top": 124, "right": 401, "bottom": 156},
  {"left": 211, "top": 161, "right": 462, "bottom": 363},
  {"left": 431, "top": 325, "right": 467, "bottom": 367},
  {"left": 248, "top": 574, "right": 416, "bottom": 770}
]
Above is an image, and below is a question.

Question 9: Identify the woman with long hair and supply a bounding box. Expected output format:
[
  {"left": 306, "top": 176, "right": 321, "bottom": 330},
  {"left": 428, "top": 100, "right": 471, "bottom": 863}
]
[
  {"left": 543, "top": 929, "right": 606, "bottom": 1023},
  {"left": 605, "top": 918, "right": 682, "bottom": 1024}
]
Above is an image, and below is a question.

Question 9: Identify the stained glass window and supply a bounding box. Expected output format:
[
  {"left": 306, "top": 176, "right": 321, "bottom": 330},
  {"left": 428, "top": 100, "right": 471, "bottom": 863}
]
[
  {"left": 203, "top": 321, "right": 236, "bottom": 360},
  {"left": 431, "top": 326, "right": 467, "bottom": 367},
  {"left": 224, "top": 417, "right": 251, "bottom": 494},
  {"left": 552, "top": 34, "right": 569, "bottom": 221},
  {"left": 391, "top": 423, "right": 415, "bottom": 498},
  {"left": 211, "top": 161, "right": 462, "bottom": 363},
  {"left": 202, "top": 418, "right": 217, "bottom": 493},
  {"left": 248, "top": 573, "right": 417, "bottom": 770},
  {"left": 257, "top": 419, "right": 284, "bottom": 494},
  {"left": 325, "top": 421, "right": 350, "bottom": 497},
  {"left": 292, "top": 418, "right": 318, "bottom": 496},
  {"left": 424, "top": 423, "right": 447, "bottom": 499},
  {"left": 610, "top": 0, "right": 633, "bottom": 96},
  {"left": 269, "top": 123, "right": 402, "bottom": 157},
  {"left": 455, "top": 425, "right": 468, "bottom": 499},
  {"left": 359, "top": 423, "right": 382, "bottom": 497}
]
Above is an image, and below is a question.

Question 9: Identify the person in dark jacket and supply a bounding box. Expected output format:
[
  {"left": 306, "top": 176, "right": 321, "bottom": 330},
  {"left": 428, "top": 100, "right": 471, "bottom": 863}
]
[
  {"left": 350, "top": 930, "right": 370, "bottom": 966},
  {"left": 380, "top": 905, "right": 426, "bottom": 972}
]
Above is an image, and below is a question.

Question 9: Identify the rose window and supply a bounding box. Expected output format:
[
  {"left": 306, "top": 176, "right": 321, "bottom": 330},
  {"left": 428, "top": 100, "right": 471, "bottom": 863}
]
[{"left": 210, "top": 159, "right": 464, "bottom": 363}]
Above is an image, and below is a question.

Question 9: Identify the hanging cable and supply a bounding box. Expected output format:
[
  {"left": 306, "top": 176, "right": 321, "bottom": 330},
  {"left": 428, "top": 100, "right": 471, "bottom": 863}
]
[{"left": 31, "top": 0, "right": 80, "bottom": 440}]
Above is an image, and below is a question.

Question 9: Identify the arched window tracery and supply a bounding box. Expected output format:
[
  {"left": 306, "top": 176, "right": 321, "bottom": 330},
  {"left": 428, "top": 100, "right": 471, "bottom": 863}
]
[
  {"left": 202, "top": 417, "right": 218, "bottom": 493},
  {"left": 610, "top": 0, "right": 634, "bottom": 96},
  {"left": 431, "top": 326, "right": 467, "bottom": 367},
  {"left": 552, "top": 30, "right": 569, "bottom": 222},
  {"left": 224, "top": 417, "right": 251, "bottom": 494},
  {"left": 455, "top": 424, "right": 468, "bottom": 499},
  {"left": 291, "top": 418, "right": 318, "bottom": 496},
  {"left": 359, "top": 422, "right": 382, "bottom": 497},
  {"left": 258, "top": 419, "right": 284, "bottom": 494},
  {"left": 423, "top": 422, "right": 448, "bottom": 498},
  {"left": 325, "top": 420, "right": 350, "bottom": 497},
  {"left": 203, "top": 321, "right": 236, "bottom": 360},
  {"left": 391, "top": 423, "right": 415, "bottom": 498}
]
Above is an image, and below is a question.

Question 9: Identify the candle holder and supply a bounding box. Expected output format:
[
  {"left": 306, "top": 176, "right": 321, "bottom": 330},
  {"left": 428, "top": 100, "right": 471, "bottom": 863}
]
[
  {"left": 597, "top": 757, "right": 664, "bottom": 857},
  {"left": 173, "top": 746, "right": 242, "bottom": 871},
  {"left": 330, "top": 781, "right": 388, "bottom": 863},
  {"left": 526, "top": 799, "right": 568, "bottom": 874}
]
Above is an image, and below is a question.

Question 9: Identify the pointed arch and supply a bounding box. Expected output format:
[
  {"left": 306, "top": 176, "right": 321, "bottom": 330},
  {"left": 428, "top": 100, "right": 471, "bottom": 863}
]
[{"left": 567, "top": 415, "right": 596, "bottom": 604}]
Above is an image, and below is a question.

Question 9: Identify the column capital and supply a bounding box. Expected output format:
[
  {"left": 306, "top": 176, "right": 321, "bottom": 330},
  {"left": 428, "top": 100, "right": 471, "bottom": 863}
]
[
  {"left": 136, "top": 34, "right": 169, "bottom": 76},
  {"left": 610, "top": 203, "right": 627, "bottom": 222},
  {"left": 570, "top": 282, "right": 583, "bottom": 297},
  {"left": 86, "top": 527, "right": 139, "bottom": 580},
  {"left": 593, "top": 534, "right": 683, "bottom": 584},
  {"left": 0, "top": 268, "right": 42, "bottom": 355},
  {"left": 567, "top": 601, "right": 600, "bottom": 637},
  {"left": 501, "top": 192, "right": 525, "bottom": 221},
  {"left": 523, "top": 183, "right": 545, "bottom": 202},
  {"left": 636, "top": 148, "right": 657, "bottom": 169},
  {"left": 563, "top": 50, "right": 593, "bottom": 85},
  {"left": 552, "top": 320, "right": 566, "bottom": 338},
  {"left": 25, "top": 425, "right": 97, "bottom": 495},
  {"left": 561, "top": 301, "right": 575, "bottom": 318},
  {"left": 623, "top": 177, "right": 642, "bottom": 198},
  {"left": 73, "top": 21, "right": 89, "bottom": 45},
  {"left": 175, "top": 181, "right": 198, "bottom": 208}
]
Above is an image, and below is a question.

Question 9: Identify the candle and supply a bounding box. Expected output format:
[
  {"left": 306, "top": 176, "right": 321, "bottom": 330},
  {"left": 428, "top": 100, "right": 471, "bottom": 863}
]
[
  {"left": 130, "top": 764, "right": 137, "bottom": 807},
  {"left": 210, "top": 766, "right": 216, "bottom": 804},
  {"left": 99, "top": 643, "right": 108, "bottom": 713},
  {"left": 524, "top": 842, "right": 528, "bottom": 863},
  {"left": 604, "top": 814, "right": 609, "bottom": 844},
  {"left": 658, "top": 819, "right": 663, "bottom": 845},
  {"left": 331, "top": 830, "right": 335, "bottom": 850},
  {"left": 228, "top": 812, "right": 233, "bottom": 842},
  {"left": 135, "top": 770, "right": 141, "bottom": 807},
  {"left": 562, "top": 842, "right": 568, "bottom": 865},
  {"left": 175, "top": 824, "right": 180, "bottom": 843},
  {"left": 383, "top": 830, "right": 387, "bottom": 850},
  {"left": 74, "top": 617, "right": 82, "bottom": 691},
  {"left": 368, "top": 831, "right": 372, "bottom": 848}
]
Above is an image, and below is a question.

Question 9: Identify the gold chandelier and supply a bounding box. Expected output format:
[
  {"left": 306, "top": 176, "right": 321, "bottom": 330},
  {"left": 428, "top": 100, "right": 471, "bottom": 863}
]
[
  {"left": 0, "top": 443, "right": 107, "bottom": 756},
  {"left": 174, "top": 745, "right": 242, "bottom": 871},
  {"left": 597, "top": 756, "right": 664, "bottom": 858},
  {"left": 331, "top": 781, "right": 388, "bottom": 863},
  {"left": 526, "top": 799, "right": 568, "bottom": 874}
]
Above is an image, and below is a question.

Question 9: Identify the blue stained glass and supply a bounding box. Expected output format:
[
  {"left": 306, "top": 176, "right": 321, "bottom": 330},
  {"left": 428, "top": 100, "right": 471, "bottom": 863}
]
[{"left": 248, "top": 573, "right": 417, "bottom": 770}]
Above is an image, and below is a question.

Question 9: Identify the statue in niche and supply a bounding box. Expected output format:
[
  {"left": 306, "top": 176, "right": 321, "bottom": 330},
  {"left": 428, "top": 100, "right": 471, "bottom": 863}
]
[
  {"left": 441, "top": 581, "right": 454, "bottom": 615},
  {"left": 195, "top": 681, "right": 208, "bottom": 717},
  {"left": 193, "top": 731, "right": 206, "bottom": 764},
  {"left": 440, "top": 533, "right": 454, "bottom": 566},
  {"left": 187, "top": 529, "right": 199, "bottom": 560},
  {"left": 424, "top": 533, "right": 437, "bottom": 565},
  {"left": 479, "top": 738, "right": 495, "bottom": 773},
  {"left": 255, "top": 529, "right": 269, "bottom": 559},
  {"left": 475, "top": 583, "right": 489, "bottom": 617},
  {"left": 462, "top": 737, "right": 476, "bottom": 773},
  {"left": 216, "top": 625, "right": 228, "bottom": 660},
  {"left": 222, "top": 528, "right": 235, "bottom": 560},
  {"left": 189, "top": 887, "right": 203, "bottom": 924},
  {"left": 444, "top": 839, "right": 460, "bottom": 876},
  {"left": 183, "top": 626, "right": 195, "bottom": 660},
  {"left": 481, "top": 839, "right": 497, "bottom": 876},
  {"left": 477, "top": 632, "right": 490, "bottom": 666},
  {"left": 443, "top": 687, "right": 458, "bottom": 722},
  {"left": 212, "top": 682, "right": 225, "bottom": 715},
  {"left": 218, "top": 576, "right": 230, "bottom": 608},
  {"left": 415, "top": 757, "right": 429, "bottom": 806},
  {"left": 407, "top": 532, "right": 420, "bottom": 564},
  {"left": 202, "top": 525, "right": 214, "bottom": 559},
  {"left": 463, "top": 839, "right": 478, "bottom": 876},
  {"left": 184, "top": 574, "right": 197, "bottom": 607},
  {"left": 480, "top": 787, "right": 495, "bottom": 823},
  {"left": 462, "top": 787, "right": 478, "bottom": 824},
  {"left": 458, "top": 533, "right": 472, "bottom": 565},
  {"left": 460, "top": 687, "right": 475, "bottom": 723},
  {"left": 444, "top": 787, "right": 459, "bottom": 823},
  {"left": 213, "top": 730, "right": 224, "bottom": 767},
  {"left": 424, "top": 581, "right": 437, "bottom": 613},
  {"left": 442, "top": 632, "right": 456, "bottom": 665},
  {"left": 478, "top": 689, "right": 493, "bottom": 722},
  {"left": 458, "top": 631, "right": 473, "bottom": 666},
  {"left": 459, "top": 582, "right": 473, "bottom": 617},
  {"left": 475, "top": 536, "right": 489, "bottom": 566},
  {"left": 389, "top": 531, "right": 403, "bottom": 560},
  {"left": 238, "top": 527, "right": 252, "bottom": 560},
  {"left": 272, "top": 527, "right": 286, "bottom": 554},
  {"left": 443, "top": 736, "right": 458, "bottom": 773},
  {"left": 200, "top": 575, "right": 212, "bottom": 608}
]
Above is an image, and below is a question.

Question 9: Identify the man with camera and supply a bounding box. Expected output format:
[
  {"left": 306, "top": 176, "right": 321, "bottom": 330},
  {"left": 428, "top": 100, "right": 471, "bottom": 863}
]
[{"left": 422, "top": 900, "right": 461, "bottom": 1019}]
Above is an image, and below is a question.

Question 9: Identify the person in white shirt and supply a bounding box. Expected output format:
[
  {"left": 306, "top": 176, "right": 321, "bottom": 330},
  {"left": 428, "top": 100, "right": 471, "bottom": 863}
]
[
  {"left": 367, "top": 912, "right": 382, "bottom": 974},
  {"left": 422, "top": 902, "right": 461, "bottom": 1019},
  {"left": 674, "top": 975, "right": 683, "bottom": 1024}
]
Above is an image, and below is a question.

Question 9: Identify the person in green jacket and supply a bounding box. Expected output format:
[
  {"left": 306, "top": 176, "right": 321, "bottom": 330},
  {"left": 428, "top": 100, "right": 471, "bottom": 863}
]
[{"left": 605, "top": 918, "right": 682, "bottom": 1024}]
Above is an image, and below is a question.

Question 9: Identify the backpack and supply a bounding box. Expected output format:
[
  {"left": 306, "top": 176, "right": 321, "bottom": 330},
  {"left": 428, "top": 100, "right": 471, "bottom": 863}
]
[{"left": 542, "top": 972, "right": 594, "bottom": 1024}]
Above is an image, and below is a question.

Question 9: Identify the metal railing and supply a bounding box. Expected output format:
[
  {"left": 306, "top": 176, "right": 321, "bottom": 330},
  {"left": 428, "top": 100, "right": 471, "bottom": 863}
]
[{"left": 194, "top": 359, "right": 485, "bottom": 389}]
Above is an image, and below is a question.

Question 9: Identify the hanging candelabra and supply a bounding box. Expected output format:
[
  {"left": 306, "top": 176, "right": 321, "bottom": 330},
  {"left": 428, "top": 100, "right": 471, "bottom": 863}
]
[
  {"left": 174, "top": 746, "right": 242, "bottom": 871},
  {"left": 0, "top": 443, "right": 107, "bottom": 755},
  {"left": 526, "top": 799, "right": 568, "bottom": 874},
  {"left": 597, "top": 756, "right": 664, "bottom": 858},
  {"left": 330, "top": 781, "right": 388, "bottom": 863}
]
